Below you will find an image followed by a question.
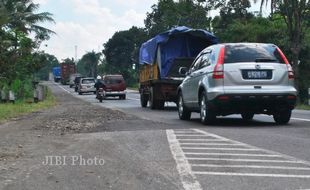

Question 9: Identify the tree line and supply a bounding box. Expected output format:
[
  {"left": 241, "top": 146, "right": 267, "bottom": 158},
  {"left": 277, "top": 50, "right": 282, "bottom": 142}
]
[
  {"left": 99, "top": 0, "right": 310, "bottom": 102},
  {"left": 1, "top": 0, "right": 309, "bottom": 103}
]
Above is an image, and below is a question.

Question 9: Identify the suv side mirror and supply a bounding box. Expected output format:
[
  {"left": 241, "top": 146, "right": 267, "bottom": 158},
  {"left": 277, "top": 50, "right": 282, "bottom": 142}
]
[{"left": 179, "top": 67, "right": 189, "bottom": 76}]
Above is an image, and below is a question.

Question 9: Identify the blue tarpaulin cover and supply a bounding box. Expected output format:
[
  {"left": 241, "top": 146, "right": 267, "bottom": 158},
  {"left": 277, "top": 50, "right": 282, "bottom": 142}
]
[{"left": 139, "top": 26, "right": 219, "bottom": 78}]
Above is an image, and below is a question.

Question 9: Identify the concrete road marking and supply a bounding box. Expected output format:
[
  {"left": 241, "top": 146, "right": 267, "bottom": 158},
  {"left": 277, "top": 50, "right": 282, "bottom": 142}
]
[
  {"left": 182, "top": 147, "right": 259, "bottom": 151},
  {"left": 166, "top": 130, "right": 203, "bottom": 190}
]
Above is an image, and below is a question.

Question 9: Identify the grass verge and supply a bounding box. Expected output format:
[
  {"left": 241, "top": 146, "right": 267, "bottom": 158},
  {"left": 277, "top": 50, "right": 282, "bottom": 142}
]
[
  {"left": 296, "top": 104, "right": 310, "bottom": 110},
  {"left": 0, "top": 88, "right": 56, "bottom": 123}
]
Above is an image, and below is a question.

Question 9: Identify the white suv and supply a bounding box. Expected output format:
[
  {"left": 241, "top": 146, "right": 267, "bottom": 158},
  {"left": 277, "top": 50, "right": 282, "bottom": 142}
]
[{"left": 177, "top": 43, "right": 297, "bottom": 124}]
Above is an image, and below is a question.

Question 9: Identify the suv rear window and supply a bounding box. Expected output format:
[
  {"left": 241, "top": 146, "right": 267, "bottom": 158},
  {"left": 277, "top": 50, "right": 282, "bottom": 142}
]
[
  {"left": 224, "top": 44, "right": 286, "bottom": 64},
  {"left": 81, "top": 79, "right": 95, "bottom": 84}
]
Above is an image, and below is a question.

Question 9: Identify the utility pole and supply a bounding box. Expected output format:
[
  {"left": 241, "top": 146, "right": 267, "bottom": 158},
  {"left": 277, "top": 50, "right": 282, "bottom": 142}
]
[{"left": 75, "top": 45, "right": 78, "bottom": 65}]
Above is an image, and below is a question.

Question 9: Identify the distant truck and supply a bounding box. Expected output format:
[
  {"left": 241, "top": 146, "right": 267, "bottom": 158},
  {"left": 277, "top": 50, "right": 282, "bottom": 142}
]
[
  {"left": 60, "top": 63, "right": 76, "bottom": 85},
  {"left": 52, "top": 66, "right": 61, "bottom": 82},
  {"left": 139, "top": 26, "right": 218, "bottom": 109}
]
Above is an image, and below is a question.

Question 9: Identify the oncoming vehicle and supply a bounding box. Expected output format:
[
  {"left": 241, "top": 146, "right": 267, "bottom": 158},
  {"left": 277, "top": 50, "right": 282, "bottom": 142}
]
[
  {"left": 101, "top": 75, "right": 126, "bottom": 100},
  {"left": 177, "top": 43, "right": 297, "bottom": 125},
  {"left": 78, "top": 77, "right": 96, "bottom": 95}
]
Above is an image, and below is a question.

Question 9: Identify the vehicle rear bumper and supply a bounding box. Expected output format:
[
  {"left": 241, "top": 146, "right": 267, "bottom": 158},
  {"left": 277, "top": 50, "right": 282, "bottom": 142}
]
[
  {"left": 208, "top": 94, "right": 297, "bottom": 116},
  {"left": 104, "top": 91, "right": 126, "bottom": 97}
]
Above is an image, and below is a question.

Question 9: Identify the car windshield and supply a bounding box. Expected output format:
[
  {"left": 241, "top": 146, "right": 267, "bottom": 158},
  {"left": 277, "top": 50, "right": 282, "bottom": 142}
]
[
  {"left": 224, "top": 44, "right": 285, "bottom": 64},
  {"left": 82, "top": 79, "right": 95, "bottom": 84}
]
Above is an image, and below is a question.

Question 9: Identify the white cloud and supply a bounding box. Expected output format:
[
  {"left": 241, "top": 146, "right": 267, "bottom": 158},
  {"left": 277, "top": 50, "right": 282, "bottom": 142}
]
[
  {"left": 40, "top": 0, "right": 155, "bottom": 60},
  {"left": 33, "top": 0, "right": 48, "bottom": 5}
]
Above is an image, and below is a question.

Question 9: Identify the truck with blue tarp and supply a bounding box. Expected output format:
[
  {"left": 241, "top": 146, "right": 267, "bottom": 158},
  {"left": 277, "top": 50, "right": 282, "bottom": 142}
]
[
  {"left": 139, "top": 26, "right": 218, "bottom": 109},
  {"left": 52, "top": 66, "right": 61, "bottom": 82}
]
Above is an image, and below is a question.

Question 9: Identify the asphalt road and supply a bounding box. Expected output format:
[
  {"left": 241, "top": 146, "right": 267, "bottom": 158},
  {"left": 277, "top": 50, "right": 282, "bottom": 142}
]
[{"left": 56, "top": 83, "right": 310, "bottom": 190}]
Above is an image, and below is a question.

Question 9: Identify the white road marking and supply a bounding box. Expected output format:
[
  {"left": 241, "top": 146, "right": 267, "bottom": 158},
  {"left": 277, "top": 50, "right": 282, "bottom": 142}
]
[
  {"left": 191, "top": 164, "right": 310, "bottom": 170},
  {"left": 193, "top": 171, "right": 310, "bottom": 178},
  {"left": 180, "top": 143, "right": 244, "bottom": 146},
  {"left": 182, "top": 147, "right": 259, "bottom": 151},
  {"left": 54, "top": 82, "right": 71, "bottom": 94},
  {"left": 291, "top": 117, "right": 310, "bottom": 122},
  {"left": 176, "top": 134, "right": 212, "bottom": 137},
  {"left": 187, "top": 157, "right": 304, "bottom": 163},
  {"left": 166, "top": 130, "right": 203, "bottom": 190},
  {"left": 179, "top": 139, "right": 225, "bottom": 142},
  {"left": 185, "top": 153, "right": 282, "bottom": 157},
  {"left": 169, "top": 128, "right": 310, "bottom": 181},
  {"left": 193, "top": 129, "right": 310, "bottom": 166}
]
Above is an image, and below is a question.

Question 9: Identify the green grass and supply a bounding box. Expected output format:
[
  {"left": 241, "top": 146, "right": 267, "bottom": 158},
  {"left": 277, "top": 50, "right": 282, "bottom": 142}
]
[
  {"left": 0, "top": 88, "right": 56, "bottom": 123},
  {"left": 296, "top": 104, "right": 310, "bottom": 110}
]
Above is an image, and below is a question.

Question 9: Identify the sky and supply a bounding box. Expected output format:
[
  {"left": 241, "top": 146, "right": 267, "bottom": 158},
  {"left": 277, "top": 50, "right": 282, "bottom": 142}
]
[
  {"left": 33, "top": 0, "right": 158, "bottom": 61},
  {"left": 33, "top": 0, "right": 267, "bottom": 61}
]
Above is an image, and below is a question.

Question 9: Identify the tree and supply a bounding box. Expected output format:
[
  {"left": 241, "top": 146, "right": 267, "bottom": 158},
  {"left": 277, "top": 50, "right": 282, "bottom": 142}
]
[
  {"left": 255, "top": 0, "right": 310, "bottom": 92},
  {"left": 79, "top": 51, "right": 101, "bottom": 77},
  {"left": 103, "top": 27, "right": 147, "bottom": 86},
  {"left": 144, "top": 0, "right": 211, "bottom": 37},
  {"left": 0, "top": 0, "right": 55, "bottom": 89}
]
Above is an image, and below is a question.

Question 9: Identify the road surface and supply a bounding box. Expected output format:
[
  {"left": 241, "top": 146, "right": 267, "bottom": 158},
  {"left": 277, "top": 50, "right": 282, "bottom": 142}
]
[{"left": 55, "top": 82, "right": 310, "bottom": 190}]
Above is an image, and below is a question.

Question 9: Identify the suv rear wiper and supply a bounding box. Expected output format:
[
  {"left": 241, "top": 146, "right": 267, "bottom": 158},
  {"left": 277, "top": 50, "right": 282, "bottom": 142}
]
[{"left": 255, "top": 58, "right": 277, "bottom": 62}]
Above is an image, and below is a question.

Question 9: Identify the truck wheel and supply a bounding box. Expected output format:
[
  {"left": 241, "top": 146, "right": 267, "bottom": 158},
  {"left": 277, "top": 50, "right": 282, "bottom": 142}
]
[
  {"left": 200, "top": 91, "right": 215, "bottom": 125},
  {"left": 178, "top": 92, "right": 191, "bottom": 120},
  {"left": 156, "top": 100, "right": 164, "bottom": 110},
  {"left": 241, "top": 112, "right": 254, "bottom": 121},
  {"left": 140, "top": 94, "right": 148, "bottom": 107},
  {"left": 273, "top": 109, "right": 291, "bottom": 124},
  {"left": 149, "top": 87, "right": 156, "bottom": 109}
]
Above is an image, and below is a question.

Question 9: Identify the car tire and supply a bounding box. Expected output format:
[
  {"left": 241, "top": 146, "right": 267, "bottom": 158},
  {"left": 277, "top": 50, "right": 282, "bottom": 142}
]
[
  {"left": 241, "top": 112, "right": 254, "bottom": 121},
  {"left": 78, "top": 91, "right": 82, "bottom": 95},
  {"left": 140, "top": 94, "right": 148, "bottom": 107},
  {"left": 75, "top": 87, "right": 78, "bottom": 92},
  {"left": 200, "top": 91, "right": 215, "bottom": 125},
  {"left": 177, "top": 92, "right": 191, "bottom": 120},
  {"left": 99, "top": 98, "right": 103, "bottom": 103},
  {"left": 122, "top": 94, "right": 126, "bottom": 100},
  {"left": 273, "top": 109, "right": 291, "bottom": 124},
  {"left": 149, "top": 87, "right": 156, "bottom": 110}
]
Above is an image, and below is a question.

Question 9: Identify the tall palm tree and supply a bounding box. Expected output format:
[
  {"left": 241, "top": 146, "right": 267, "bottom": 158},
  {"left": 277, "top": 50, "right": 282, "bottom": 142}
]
[{"left": 2, "top": 0, "right": 55, "bottom": 35}]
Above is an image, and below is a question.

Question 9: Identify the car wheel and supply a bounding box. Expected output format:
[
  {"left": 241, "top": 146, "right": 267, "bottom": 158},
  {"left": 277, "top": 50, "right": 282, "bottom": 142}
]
[
  {"left": 99, "top": 97, "right": 103, "bottom": 103},
  {"left": 122, "top": 94, "right": 126, "bottom": 100},
  {"left": 177, "top": 92, "right": 191, "bottom": 120},
  {"left": 78, "top": 91, "right": 82, "bottom": 95},
  {"left": 140, "top": 94, "right": 148, "bottom": 107},
  {"left": 200, "top": 91, "right": 215, "bottom": 125},
  {"left": 273, "top": 109, "right": 291, "bottom": 124},
  {"left": 75, "top": 87, "right": 78, "bottom": 92},
  {"left": 241, "top": 112, "right": 254, "bottom": 121}
]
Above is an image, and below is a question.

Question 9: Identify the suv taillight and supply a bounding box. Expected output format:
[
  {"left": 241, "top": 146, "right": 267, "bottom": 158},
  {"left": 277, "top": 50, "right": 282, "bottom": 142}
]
[
  {"left": 276, "top": 47, "right": 294, "bottom": 80},
  {"left": 213, "top": 46, "right": 225, "bottom": 79}
]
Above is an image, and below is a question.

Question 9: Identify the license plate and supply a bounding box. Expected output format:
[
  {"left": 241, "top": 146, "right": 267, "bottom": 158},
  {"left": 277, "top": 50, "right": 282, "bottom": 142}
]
[
  {"left": 242, "top": 70, "right": 271, "bottom": 79},
  {"left": 247, "top": 71, "right": 267, "bottom": 79}
]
